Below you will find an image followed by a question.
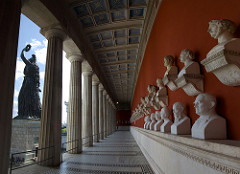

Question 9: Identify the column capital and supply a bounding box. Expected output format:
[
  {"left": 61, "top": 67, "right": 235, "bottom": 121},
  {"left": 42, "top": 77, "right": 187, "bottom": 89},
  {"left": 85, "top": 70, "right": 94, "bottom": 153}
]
[
  {"left": 82, "top": 60, "right": 93, "bottom": 74},
  {"left": 99, "top": 83, "right": 104, "bottom": 91},
  {"left": 103, "top": 90, "right": 107, "bottom": 96},
  {"left": 92, "top": 74, "right": 100, "bottom": 85},
  {"left": 41, "top": 25, "right": 66, "bottom": 40},
  {"left": 67, "top": 54, "right": 84, "bottom": 63},
  {"left": 64, "top": 37, "right": 84, "bottom": 62}
]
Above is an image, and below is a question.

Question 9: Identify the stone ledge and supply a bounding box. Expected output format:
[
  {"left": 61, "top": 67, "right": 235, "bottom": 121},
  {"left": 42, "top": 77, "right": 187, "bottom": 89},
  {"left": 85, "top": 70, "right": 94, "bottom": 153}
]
[{"left": 131, "top": 126, "right": 240, "bottom": 174}]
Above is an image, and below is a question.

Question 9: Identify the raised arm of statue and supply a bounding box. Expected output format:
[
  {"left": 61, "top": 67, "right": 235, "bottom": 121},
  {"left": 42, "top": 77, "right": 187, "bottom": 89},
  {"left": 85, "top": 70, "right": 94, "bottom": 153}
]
[{"left": 20, "top": 44, "right": 32, "bottom": 65}]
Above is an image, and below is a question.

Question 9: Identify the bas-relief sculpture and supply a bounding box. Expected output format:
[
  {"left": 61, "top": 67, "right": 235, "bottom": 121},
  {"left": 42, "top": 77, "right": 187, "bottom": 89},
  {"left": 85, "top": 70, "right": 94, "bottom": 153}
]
[
  {"left": 162, "top": 55, "right": 178, "bottom": 91},
  {"left": 171, "top": 102, "right": 191, "bottom": 135},
  {"left": 16, "top": 44, "right": 42, "bottom": 120},
  {"left": 191, "top": 93, "right": 227, "bottom": 139},
  {"left": 152, "top": 78, "right": 168, "bottom": 110},
  {"left": 175, "top": 49, "right": 204, "bottom": 96},
  {"left": 154, "top": 111, "right": 163, "bottom": 131},
  {"left": 201, "top": 19, "right": 240, "bottom": 86},
  {"left": 149, "top": 113, "right": 157, "bottom": 130},
  {"left": 160, "top": 107, "right": 173, "bottom": 133}
]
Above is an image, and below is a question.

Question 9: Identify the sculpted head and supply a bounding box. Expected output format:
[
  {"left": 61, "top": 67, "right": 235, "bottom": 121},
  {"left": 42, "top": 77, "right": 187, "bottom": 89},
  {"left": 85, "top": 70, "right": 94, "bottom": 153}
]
[
  {"left": 179, "top": 49, "right": 194, "bottom": 63},
  {"left": 156, "top": 78, "right": 164, "bottom": 88},
  {"left": 164, "top": 55, "right": 175, "bottom": 68},
  {"left": 29, "top": 54, "right": 36, "bottom": 63},
  {"left": 144, "top": 116, "right": 150, "bottom": 122},
  {"left": 173, "top": 102, "right": 185, "bottom": 121},
  {"left": 208, "top": 19, "right": 236, "bottom": 39},
  {"left": 194, "top": 93, "right": 217, "bottom": 116},
  {"left": 160, "top": 107, "right": 170, "bottom": 119}
]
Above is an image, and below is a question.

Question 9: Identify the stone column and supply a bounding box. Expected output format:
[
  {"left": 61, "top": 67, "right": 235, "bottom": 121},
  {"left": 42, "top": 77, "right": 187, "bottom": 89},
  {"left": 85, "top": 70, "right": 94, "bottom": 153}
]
[
  {"left": 38, "top": 26, "right": 66, "bottom": 166},
  {"left": 92, "top": 74, "right": 99, "bottom": 142},
  {"left": 105, "top": 95, "right": 109, "bottom": 137},
  {"left": 66, "top": 55, "right": 83, "bottom": 153},
  {"left": 99, "top": 84, "right": 104, "bottom": 140},
  {"left": 82, "top": 61, "right": 93, "bottom": 147},
  {"left": 64, "top": 38, "right": 83, "bottom": 154},
  {"left": 0, "top": 1, "right": 21, "bottom": 173},
  {"left": 103, "top": 90, "right": 107, "bottom": 138}
]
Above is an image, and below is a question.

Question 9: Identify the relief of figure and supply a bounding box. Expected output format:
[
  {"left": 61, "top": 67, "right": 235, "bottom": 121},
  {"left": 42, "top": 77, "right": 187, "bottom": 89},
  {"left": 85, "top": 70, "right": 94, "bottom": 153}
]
[
  {"left": 17, "top": 44, "right": 42, "bottom": 119},
  {"left": 162, "top": 55, "right": 178, "bottom": 91},
  {"left": 171, "top": 102, "right": 191, "bottom": 135},
  {"left": 154, "top": 111, "right": 163, "bottom": 131},
  {"left": 201, "top": 19, "right": 240, "bottom": 86},
  {"left": 160, "top": 107, "right": 173, "bottom": 133},
  {"left": 152, "top": 78, "right": 168, "bottom": 110},
  {"left": 191, "top": 93, "right": 226, "bottom": 139}
]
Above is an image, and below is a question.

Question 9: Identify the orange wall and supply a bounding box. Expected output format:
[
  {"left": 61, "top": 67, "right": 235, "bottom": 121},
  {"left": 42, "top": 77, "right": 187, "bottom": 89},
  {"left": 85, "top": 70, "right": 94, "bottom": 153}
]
[
  {"left": 116, "top": 110, "right": 131, "bottom": 126},
  {"left": 131, "top": 0, "right": 240, "bottom": 140}
]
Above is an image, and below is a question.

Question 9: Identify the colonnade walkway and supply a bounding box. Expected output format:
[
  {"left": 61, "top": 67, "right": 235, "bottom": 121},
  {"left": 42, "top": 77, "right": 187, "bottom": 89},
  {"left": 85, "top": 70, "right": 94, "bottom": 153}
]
[{"left": 12, "top": 131, "right": 154, "bottom": 174}]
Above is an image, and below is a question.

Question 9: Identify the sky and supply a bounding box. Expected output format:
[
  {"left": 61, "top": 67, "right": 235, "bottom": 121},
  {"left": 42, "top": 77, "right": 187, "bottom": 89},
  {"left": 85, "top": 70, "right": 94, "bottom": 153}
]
[{"left": 13, "top": 14, "right": 70, "bottom": 124}]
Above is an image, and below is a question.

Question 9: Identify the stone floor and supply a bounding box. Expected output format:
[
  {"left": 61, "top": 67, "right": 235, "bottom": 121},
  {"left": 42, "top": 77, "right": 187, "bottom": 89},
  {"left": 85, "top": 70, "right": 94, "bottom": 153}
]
[{"left": 10, "top": 131, "right": 154, "bottom": 174}]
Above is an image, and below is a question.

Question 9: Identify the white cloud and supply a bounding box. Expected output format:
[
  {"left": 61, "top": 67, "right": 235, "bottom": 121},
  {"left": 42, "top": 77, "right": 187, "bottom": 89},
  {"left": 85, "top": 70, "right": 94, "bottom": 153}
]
[
  {"left": 14, "top": 89, "right": 19, "bottom": 98},
  {"left": 40, "top": 71, "right": 45, "bottom": 80},
  {"left": 26, "top": 39, "right": 42, "bottom": 50},
  {"left": 15, "top": 57, "right": 25, "bottom": 80},
  {"left": 35, "top": 39, "right": 47, "bottom": 65}
]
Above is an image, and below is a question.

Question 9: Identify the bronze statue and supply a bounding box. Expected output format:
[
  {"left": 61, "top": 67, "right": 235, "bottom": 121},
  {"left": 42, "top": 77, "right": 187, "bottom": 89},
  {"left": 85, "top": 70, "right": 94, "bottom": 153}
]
[{"left": 17, "top": 44, "right": 42, "bottom": 119}]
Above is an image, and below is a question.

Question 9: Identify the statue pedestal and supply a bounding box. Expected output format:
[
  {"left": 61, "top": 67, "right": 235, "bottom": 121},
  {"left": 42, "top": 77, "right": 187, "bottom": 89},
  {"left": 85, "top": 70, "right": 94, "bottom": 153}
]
[
  {"left": 171, "top": 117, "right": 191, "bottom": 135},
  {"left": 160, "top": 120, "right": 172, "bottom": 133},
  {"left": 201, "top": 39, "right": 240, "bottom": 86},
  {"left": 11, "top": 119, "right": 41, "bottom": 160}
]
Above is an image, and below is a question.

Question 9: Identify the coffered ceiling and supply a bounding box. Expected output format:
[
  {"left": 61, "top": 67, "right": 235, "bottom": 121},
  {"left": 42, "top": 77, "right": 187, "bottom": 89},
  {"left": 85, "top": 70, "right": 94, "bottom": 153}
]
[{"left": 67, "top": 0, "right": 159, "bottom": 108}]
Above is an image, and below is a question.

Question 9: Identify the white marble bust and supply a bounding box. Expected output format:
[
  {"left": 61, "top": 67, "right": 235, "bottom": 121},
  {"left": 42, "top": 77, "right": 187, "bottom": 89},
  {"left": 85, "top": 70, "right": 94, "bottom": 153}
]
[
  {"left": 152, "top": 78, "right": 168, "bottom": 110},
  {"left": 171, "top": 102, "right": 191, "bottom": 135},
  {"left": 160, "top": 107, "right": 173, "bottom": 133},
  {"left": 144, "top": 116, "right": 150, "bottom": 129},
  {"left": 154, "top": 111, "right": 163, "bottom": 131},
  {"left": 201, "top": 19, "right": 240, "bottom": 86},
  {"left": 145, "top": 85, "right": 158, "bottom": 108},
  {"left": 178, "top": 49, "right": 200, "bottom": 78},
  {"left": 191, "top": 93, "right": 227, "bottom": 139},
  {"left": 149, "top": 113, "right": 157, "bottom": 130},
  {"left": 164, "top": 55, "right": 178, "bottom": 77}
]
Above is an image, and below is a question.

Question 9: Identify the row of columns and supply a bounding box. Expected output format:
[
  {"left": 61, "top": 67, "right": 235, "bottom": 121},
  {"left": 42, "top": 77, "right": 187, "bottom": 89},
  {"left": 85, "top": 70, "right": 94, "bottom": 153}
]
[{"left": 0, "top": 8, "right": 117, "bottom": 172}]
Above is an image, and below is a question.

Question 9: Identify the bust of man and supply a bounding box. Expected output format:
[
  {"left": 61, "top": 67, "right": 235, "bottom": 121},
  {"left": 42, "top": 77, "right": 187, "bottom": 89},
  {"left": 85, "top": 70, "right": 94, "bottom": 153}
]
[
  {"left": 144, "top": 116, "right": 150, "bottom": 129},
  {"left": 171, "top": 102, "right": 191, "bottom": 135},
  {"left": 146, "top": 85, "right": 158, "bottom": 107},
  {"left": 178, "top": 49, "right": 200, "bottom": 78},
  {"left": 191, "top": 93, "right": 227, "bottom": 139},
  {"left": 154, "top": 111, "right": 163, "bottom": 131},
  {"left": 201, "top": 19, "right": 240, "bottom": 86},
  {"left": 160, "top": 107, "right": 173, "bottom": 133},
  {"left": 149, "top": 113, "right": 157, "bottom": 130},
  {"left": 164, "top": 55, "right": 178, "bottom": 77},
  {"left": 152, "top": 78, "right": 168, "bottom": 110}
]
